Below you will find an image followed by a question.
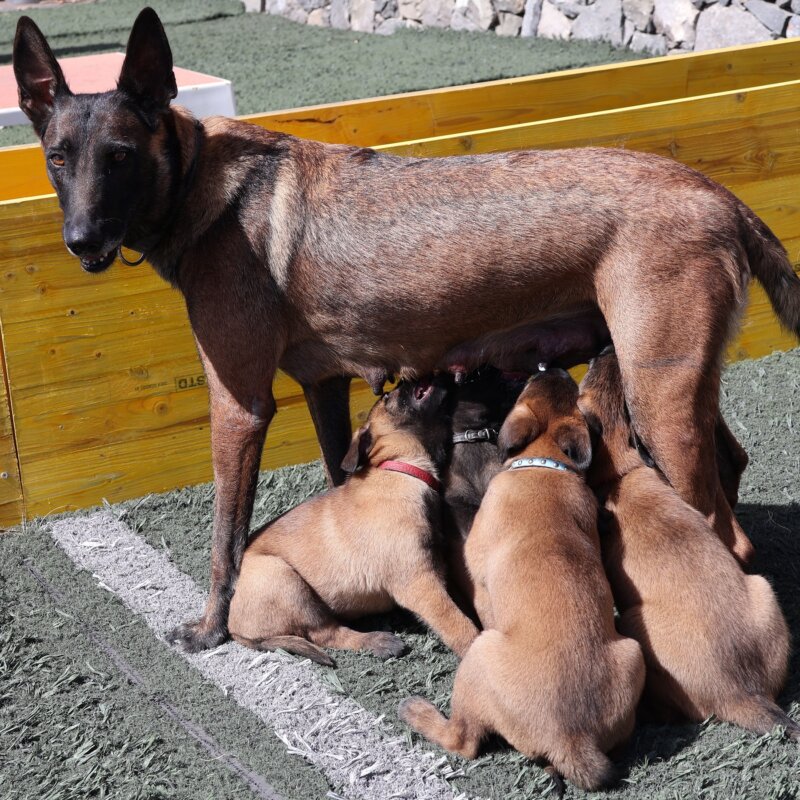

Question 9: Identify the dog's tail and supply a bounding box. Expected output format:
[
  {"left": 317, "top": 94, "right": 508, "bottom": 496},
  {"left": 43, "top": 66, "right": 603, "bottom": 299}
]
[
  {"left": 548, "top": 735, "right": 618, "bottom": 791},
  {"left": 739, "top": 202, "right": 800, "bottom": 338},
  {"left": 231, "top": 633, "right": 335, "bottom": 666},
  {"left": 724, "top": 694, "right": 800, "bottom": 740}
]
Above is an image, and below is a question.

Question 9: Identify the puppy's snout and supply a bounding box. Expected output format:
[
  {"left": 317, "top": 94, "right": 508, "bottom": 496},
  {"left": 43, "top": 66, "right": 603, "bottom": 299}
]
[{"left": 64, "top": 221, "right": 106, "bottom": 257}]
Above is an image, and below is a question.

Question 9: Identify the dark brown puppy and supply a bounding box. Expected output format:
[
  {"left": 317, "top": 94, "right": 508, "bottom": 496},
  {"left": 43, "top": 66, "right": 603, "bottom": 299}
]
[
  {"left": 15, "top": 10, "right": 800, "bottom": 650},
  {"left": 228, "top": 377, "right": 479, "bottom": 664},
  {"left": 400, "top": 371, "right": 645, "bottom": 791},
  {"left": 578, "top": 352, "right": 796, "bottom": 738},
  {"left": 442, "top": 367, "right": 526, "bottom": 609}
]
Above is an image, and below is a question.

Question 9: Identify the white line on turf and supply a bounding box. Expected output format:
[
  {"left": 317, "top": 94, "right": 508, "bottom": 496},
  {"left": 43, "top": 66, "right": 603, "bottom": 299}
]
[{"left": 50, "top": 511, "right": 475, "bottom": 800}]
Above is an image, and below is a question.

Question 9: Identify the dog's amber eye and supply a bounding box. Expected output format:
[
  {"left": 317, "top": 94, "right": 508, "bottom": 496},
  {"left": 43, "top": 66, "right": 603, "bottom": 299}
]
[
  {"left": 50, "top": 154, "right": 65, "bottom": 167},
  {"left": 113, "top": 151, "right": 128, "bottom": 163}
]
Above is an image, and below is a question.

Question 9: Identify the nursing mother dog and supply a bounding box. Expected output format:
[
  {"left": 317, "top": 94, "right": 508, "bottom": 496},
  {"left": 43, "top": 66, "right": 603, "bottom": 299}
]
[{"left": 14, "top": 9, "right": 800, "bottom": 653}]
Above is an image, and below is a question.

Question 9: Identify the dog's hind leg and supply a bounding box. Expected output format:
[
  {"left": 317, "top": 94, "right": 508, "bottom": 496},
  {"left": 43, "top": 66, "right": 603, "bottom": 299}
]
[
  {"left": 310, "top": 625, "right": 406, "bottom": 660},
  {"left": 304, "top": 375, "right": 353, "bottom": 487},
  {"left": 599, "top": 251, "right": 753, "bottom": 564}
]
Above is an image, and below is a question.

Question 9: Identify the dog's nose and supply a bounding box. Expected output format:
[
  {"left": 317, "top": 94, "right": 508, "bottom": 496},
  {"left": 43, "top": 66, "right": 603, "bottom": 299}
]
[{"left": 64, "top": 222, "right": 105, "bottom": 257}]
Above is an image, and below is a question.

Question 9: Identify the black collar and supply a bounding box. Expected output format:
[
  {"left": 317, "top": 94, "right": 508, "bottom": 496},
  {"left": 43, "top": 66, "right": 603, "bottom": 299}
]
[{"left": 452, "top": 427, "right": 498, "bottom": 445}]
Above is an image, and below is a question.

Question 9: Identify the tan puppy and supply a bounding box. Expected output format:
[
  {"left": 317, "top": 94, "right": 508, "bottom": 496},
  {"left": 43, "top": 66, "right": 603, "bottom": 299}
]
[
  {"left": 400, "top": 370, "right": 645, "bottom": 791},
  {"left": 228, "top": 377, "right": 479, "bottom": 665},
  {"left": 578, "top": 351, "right": 797, "bottom": 737}
]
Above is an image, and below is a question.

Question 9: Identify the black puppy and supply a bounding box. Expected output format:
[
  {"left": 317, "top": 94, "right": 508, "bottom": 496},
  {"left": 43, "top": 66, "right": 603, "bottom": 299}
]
[{"left": 443, "top": 368, "right": 527, "bottom": 610}]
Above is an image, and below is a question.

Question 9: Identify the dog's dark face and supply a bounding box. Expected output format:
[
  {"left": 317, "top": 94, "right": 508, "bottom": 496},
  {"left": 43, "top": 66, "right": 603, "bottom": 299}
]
[
  {"left": 450, "top": 367, "right": 527, "bottom": 433},
  {"left": 13, "top": 9, "right": 177, "bottom": 273},
  {"left": 341, "top": 375, "right": 451, "bottom": 473},
  {"left": 498, "top": 368, "right": 592, "bottom": 471}
]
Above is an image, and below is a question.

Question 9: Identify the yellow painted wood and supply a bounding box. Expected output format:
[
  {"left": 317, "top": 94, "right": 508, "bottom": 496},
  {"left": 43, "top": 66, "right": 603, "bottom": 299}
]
[
  {"left": 2, "top": 38, "right": 800, "bottom": 202},
  {"left": 0, "top": 61, "right": 799, "bottom": 524},
  {"left": 0, "top": 338, "right": 24, "bottom": 529}
]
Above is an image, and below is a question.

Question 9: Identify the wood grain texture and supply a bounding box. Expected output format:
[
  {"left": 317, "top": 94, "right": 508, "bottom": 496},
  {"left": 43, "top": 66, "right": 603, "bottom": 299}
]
[
  {"left": 2, "top": 38, "right": 799, "bottom": 201},
  {"left": 0, "top": 332, "right": 24, "bottom": 529}
]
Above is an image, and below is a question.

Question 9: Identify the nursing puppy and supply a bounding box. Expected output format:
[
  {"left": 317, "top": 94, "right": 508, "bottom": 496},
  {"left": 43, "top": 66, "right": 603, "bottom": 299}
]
[
  {"left": 443, "top": 367, "right": 526, "bottom": 610},
  {"left": 228, "top": 377, "right": 479, "bottom": 665},
  {"left": 400, "top": 371, "right": 645, "bottom": 790},
  {"left": 579, "top": 352, "right": 796, "bottom": 737}
]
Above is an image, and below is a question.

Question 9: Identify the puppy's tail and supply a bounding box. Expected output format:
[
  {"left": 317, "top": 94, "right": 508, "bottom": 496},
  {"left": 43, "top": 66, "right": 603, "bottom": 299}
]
[
  {"left": 724, "top": 695, "right": 800, "bottom": 740},
  {"left": 549, "top": 736, "right": 618, "bottom": 791},
  {"left": 231, "top": 633, "right": 335, "bottom": 666},
  {"left": 739, "top": 202, "right": 800, "bottom": 338}
]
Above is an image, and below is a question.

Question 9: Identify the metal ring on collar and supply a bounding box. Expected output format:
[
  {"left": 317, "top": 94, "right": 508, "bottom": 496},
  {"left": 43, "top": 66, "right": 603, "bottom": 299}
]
[{"left": 118, "top": 247, "right": 146, "bottom": 266}]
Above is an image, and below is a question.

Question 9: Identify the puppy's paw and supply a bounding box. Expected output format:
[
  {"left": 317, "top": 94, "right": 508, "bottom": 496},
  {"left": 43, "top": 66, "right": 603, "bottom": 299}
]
[
  {"left": 398, "top": 696, "right": 435, "bottom": 728},
  {"left": 366, "top": 631, "right": 406, "bottom": 659},
  {"left": 167, "top": 618, "right": 227, "bottom": 653}
]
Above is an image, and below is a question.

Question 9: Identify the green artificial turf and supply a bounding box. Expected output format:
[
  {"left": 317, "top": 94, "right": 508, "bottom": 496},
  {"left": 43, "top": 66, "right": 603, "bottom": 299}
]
[{"left": 0, "top": 0, "right": 635, "bottom": 147}]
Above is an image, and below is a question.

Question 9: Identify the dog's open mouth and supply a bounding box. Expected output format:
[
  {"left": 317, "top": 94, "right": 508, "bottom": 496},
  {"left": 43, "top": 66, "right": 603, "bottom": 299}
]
[
  {"left": 413, "top": 377, "right": 433, "bottom": 403},
  {"left": 80, "top": 250, "right": 117, "bottom": 273}
]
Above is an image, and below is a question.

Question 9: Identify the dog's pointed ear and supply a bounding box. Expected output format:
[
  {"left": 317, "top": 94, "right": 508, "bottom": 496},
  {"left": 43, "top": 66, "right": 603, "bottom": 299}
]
[
  {"left": 341, "top": 425, "right": 373, "bottom": 474},
  {"left": 13, "top": 16, "right": 71, "bottom": 136},
  {"left": 498, "top": 406, "right": 538, "bottom": 460},
  {"left": 555, "top": 421, "right": 593, "bottom": 472},
  {"left": 118, "top": 8, "right": 177, "bottom": 116}
]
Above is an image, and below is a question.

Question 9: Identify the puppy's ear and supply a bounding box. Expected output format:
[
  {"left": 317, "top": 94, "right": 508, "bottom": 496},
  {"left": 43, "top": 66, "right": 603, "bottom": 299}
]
[
  {"left": 341, "top": 425, "right": 373, "bottom": 474},
  {"left": 118, "top": 8, "right": 177, "bottom": 118},
  {"left": 555, "top": 421, "right": 593, "bottom": 472},
  {"left": 498, "top": 406, "right": 539, "bottom": 459},
  {"left": 13, "top": 17, "right": 71, "bottom": 136}
]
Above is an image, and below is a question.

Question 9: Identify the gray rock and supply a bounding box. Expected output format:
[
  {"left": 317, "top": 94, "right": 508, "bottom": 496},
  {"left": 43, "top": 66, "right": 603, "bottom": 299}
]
[
  {"left": 496, "top": 9, "right": 524, "bottom": 32},
  {"left": 788, "top": 13, "right": 800, "bottom": 35},
  {"left": 694, "top": 3, "right": 772, "bottom": 49},
  {"left": 552, "top": 0, "right": 584, "bottom": 17},
  {"left": 496, "top": 0, "right": 526, "bottom": 12},
  {"left": 267, "top": 0, "right": 309, "bottom": 22},
  {"left": 296, "top": 0, "right": 326, "bottom": 10},
  {"left": 330, "top": 0, "right": 351, "bottom": 27},
  {"left": 451, "top": 0, "right": 497, "bottom": 28},
  {"left": 571, "top": 0, "right": 623, "bottom": 44},
  {"left": 538, "top": 0, "right": 573, "bottom": 34},
  {"left": 374, "top": 16, "right": 404, "bottom": 31},
  {"left": 622, "top": 0, "right": 653, "bottom": 29},
  {"left": 521, "top": 0, "right": 545, "bottom": 35},
  {"left": 307, "top": 6, "right": 331, "bottom": 23},
  {"left": 623, "top": 16, "right": 635, "bottom": 41},
  {"left": 653, "top": 0, "right": 698, "bottom": 46},
  {"left": 398, "top": 0, "right": 424, "bottom": 18},
  {"left": 421, "top": 0, "right": 456, "bottom": 25},
  {"left": 350, "top": 0, "right": 375, "bottom": 30},
  {"left": 630, "top": 29, "right": 667, "bottom": 51},
  {"left": 792, "top": 0, "right": 800, "bottom": 13},
  {"left": 775, "top": 0, "right": 792, "bottom": 8},
  {"left": 745, "top": 0, "right": 790, "bottom": 33},
  {"left": 375, "top": 0, "right": 398, "bottom": 14}
]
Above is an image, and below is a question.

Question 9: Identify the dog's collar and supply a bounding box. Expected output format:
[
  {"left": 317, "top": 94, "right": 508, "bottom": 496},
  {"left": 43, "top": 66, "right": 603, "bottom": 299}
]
[
  {"left": 378, "top": 460, "right": 441, "bottom": 492},
  {"left": 507, "top": 457, "right": 579, "bottom": 474},
  {"left": 452, "top": 427, "right": 498, "bottom": 444}
]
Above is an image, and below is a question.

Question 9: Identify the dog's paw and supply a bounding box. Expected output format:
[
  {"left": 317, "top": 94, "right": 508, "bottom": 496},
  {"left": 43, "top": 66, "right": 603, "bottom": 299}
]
[
  {"left": 167, "top": 618, "right": 227, "bottom": 653},
  {"left": 398, "top": 696, "right": 428, "bottom": 725},
  {"left": 366, "top": 631, "right": 406, "bottom": 660}
]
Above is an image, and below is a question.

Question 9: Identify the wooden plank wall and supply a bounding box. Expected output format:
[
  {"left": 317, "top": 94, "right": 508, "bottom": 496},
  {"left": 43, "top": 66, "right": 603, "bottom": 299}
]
[
  {"left": 0, "top": 197, "right": 376, "bottom": 520},
  {"left": 1, "top": 38, "right": 799, "bottom": 202},
  {"left": 0, "top": 41, "right": 797, "bottom": 524}
]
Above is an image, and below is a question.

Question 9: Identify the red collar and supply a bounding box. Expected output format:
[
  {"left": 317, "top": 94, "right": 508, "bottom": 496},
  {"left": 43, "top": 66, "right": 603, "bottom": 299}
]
[{"left": 378, "top": 460, "right": 441, "bottom": 492}]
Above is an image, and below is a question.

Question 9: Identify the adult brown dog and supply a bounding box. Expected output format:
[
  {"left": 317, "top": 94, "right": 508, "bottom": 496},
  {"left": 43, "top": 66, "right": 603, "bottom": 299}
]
[
  {"left": 13, "top": 9, "right": 800, "bottom": 651},
  {"left": 229, "top": 376, "right": 478, "bottom": 664},
  {"left": 578, "top": 351, "right": 798, "bottom": 738},
  {"left": 400, "top": 371, "right": 645, "bottom": 790}
]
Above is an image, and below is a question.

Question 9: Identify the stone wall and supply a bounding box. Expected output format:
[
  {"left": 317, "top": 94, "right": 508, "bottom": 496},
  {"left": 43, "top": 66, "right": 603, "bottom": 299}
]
[{"left": 245, "top": 0, "right": 800, "bottom": 55}]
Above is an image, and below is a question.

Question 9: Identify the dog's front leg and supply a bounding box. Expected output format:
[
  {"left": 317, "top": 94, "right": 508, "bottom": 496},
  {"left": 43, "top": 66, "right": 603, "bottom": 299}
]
[
  {"left": 169, "top": 347, "right": 275, "bottom": 652},
  {"left": 304, "top": 376, "right": 352, "bottom": 487}
]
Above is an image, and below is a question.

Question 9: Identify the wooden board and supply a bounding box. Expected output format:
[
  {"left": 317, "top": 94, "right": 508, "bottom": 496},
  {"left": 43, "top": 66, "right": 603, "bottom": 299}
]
[
  {"left": 0, "top": 196, "right": 375, "bottom": 519},
  {"left": 0, "top": 331, "right": 24, "bottom": 529},
  {"left": 2, "top": 38, "right": 800, "bottom": 202}
]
